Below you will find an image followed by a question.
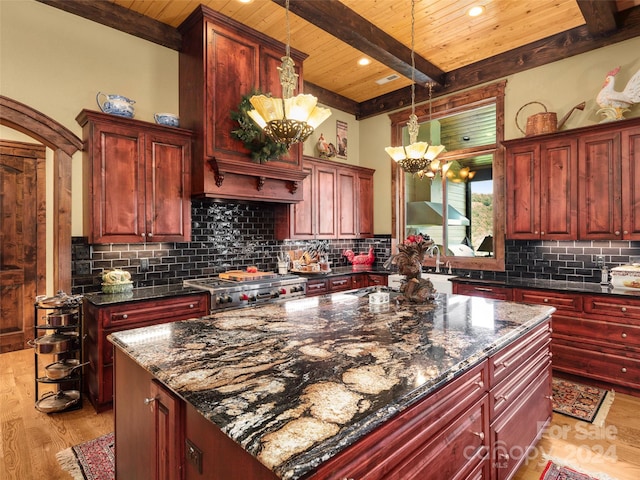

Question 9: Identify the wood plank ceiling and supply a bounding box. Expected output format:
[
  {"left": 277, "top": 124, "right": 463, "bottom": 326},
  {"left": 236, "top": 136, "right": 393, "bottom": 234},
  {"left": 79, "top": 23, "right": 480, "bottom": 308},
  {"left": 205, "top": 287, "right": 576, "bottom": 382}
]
[{"left": 37, "top": 0, "right": 640, "bottom": 119}]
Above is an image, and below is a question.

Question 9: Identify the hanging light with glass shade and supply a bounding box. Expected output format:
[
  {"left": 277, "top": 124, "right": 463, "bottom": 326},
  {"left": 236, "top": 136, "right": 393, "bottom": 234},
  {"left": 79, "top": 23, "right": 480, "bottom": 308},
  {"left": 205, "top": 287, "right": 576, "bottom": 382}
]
[
  {"left": 385, "top": 0, "right": 445, "bottom": 175},
  {"left": 247, "top": 0, "right": 331, "bottom": 147}
]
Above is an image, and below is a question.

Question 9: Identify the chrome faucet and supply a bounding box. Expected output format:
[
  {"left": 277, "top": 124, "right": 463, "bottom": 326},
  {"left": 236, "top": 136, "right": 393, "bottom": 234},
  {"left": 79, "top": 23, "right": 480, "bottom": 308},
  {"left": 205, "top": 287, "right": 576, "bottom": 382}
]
[
  {"left": 428, "top": 245, "right": 443, "bottom": 273},
  {"left": 445, "top": 260, "right": 452, "bottom": 275}
]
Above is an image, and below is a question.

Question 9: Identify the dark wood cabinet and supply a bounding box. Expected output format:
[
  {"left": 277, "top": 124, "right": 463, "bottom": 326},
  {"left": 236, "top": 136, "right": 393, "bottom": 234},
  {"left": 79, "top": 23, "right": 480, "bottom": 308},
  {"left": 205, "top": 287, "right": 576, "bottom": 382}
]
[
  {"left": 76, "top": 110, "right": 192, "bottom": 244},
  {"left": 114, "top": 348, "right": 184, "bottom": 480},
  {"left": 367, "top": 274, "right": 388, "bottom": 287},
  {"left": 505, "top": 137, "right": 577, "bottom": 240},
  {"left": 504, "top": 116, "right": 640, "bottom": 241},
  {"left": 178, "top": 6, "right": 308, "bottom": 203},
  {"left": 453, "top": 282, "right": 513, "bottom": 301},
  {"left": 275, "top": 156, "right": 375, "bottom": 240},
  {"left": 84, "top": 292, "right": 209, "bottom": 412}
]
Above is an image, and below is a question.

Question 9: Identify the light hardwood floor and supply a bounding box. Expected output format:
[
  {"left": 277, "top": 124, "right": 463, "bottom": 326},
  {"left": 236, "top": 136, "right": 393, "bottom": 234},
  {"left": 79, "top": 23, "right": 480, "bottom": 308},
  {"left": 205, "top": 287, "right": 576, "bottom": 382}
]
[{"left": 1, "top": 347, "right": 639, "bottom": 479}]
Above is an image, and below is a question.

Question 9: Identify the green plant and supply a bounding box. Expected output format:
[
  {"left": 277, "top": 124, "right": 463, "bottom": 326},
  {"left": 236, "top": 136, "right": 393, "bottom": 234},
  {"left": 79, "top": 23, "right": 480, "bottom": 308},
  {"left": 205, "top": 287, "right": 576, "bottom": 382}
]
[{"left": 230, "top": 91, "right": 289, "bottom": 164}]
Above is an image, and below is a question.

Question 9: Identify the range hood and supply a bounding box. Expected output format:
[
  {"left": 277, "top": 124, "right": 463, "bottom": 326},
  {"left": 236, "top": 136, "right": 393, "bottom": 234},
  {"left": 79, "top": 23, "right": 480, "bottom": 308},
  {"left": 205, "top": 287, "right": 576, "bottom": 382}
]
[{"left": 406, "top": 202, "right": 470, "bottom": 226}]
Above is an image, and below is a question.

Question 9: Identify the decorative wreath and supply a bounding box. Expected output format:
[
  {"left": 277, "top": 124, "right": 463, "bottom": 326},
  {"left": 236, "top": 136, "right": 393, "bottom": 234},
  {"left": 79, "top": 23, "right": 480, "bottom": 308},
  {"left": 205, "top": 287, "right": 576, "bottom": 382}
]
[{"left": 230, "top": 91, "right": 289, "bottom": 164}]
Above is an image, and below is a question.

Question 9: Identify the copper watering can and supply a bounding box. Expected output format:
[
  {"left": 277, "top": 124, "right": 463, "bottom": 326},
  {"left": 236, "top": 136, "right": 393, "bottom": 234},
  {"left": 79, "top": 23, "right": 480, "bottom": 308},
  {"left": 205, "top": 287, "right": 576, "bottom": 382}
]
[{"left": 516, "top": 101, "right": 586, "bottom": 136}]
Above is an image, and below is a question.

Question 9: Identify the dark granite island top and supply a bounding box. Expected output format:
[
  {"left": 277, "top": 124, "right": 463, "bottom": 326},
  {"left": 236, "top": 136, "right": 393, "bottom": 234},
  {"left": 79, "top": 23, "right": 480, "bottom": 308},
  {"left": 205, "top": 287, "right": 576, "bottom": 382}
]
[{"left": 109, "top": 291, "right": 555, "bottom": 479}]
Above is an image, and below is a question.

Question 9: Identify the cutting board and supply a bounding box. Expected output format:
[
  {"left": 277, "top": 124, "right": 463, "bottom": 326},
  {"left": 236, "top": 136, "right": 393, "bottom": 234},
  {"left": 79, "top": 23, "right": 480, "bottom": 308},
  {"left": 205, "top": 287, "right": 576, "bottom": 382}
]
[{"left": 219, "top": 270, "right": 278, "bottom": 281}]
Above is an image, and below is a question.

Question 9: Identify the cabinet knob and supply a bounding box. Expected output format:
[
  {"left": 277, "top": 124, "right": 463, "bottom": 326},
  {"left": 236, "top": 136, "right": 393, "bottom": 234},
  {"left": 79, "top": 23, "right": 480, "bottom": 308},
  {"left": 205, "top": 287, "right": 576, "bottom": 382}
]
[
  {"left": 624, "top": 230, "right": 629, "bottom": 235},
  {"left": 472, "top": 431, "right": 485, "bottom": 441},
  {"left": 148, "top": 233, "right": 153, "bottom": 237},
  {"left": 615, "top": 230, "right": 621, "bottom": 235},
  {"left": 189, "top": 304, "right": 194, "bottom": 308},
  {"left": 474, "top": 380, "right": 484, "bottom": 389},
  {"left": 621, "top": 307, "right": 627, "bottom": 313},
  {"left": 541, "top": 231, "right": 545, "bottom": 235},
  {"left": 144, "top": 396, "right": 158, "bottom": 405},
  {"left": 496, "top": 360, "right": 510, "bottom": 368},
  {"left": 499, "top": 453, "right": 510, "bottom": 461},
  {"left": 621, "top": 367, "right": 627, "bottom": 373},
  {"left": 543, "top": 298, "right": 549, "bottom": 303},
  {"left": 495, "top": 394, "right": 509, "bottom": 404},
  {"left": 122, "top": 314, "right": 128, "bottom": 319},
  {"left": 621, "top": 332, "right": 627, "bottom": 338},
  {"left": 534, "top": 231, "right": 538, "bottom": 235},
  {"left": 141, "top": 233, "right": 146, "bottom": 238}
]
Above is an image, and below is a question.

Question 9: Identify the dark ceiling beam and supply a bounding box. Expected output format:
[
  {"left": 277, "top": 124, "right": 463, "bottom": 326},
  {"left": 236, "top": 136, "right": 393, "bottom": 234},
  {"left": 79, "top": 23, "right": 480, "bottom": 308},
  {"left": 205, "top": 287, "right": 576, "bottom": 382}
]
[
  {"left": 358, "top": 4, "right": 640, "bottom": 119},
  {"left": 303, "top": 82, "right": 360, "bottom": 115},
  {"left": 272, "top": 0, "right": 445, "bottom": 87},
  {"left": 36, "top": 0, "right": 182, "bottom": 50},
  {"left": 576, "top": 0, "right": 619, "bottom": 36}
]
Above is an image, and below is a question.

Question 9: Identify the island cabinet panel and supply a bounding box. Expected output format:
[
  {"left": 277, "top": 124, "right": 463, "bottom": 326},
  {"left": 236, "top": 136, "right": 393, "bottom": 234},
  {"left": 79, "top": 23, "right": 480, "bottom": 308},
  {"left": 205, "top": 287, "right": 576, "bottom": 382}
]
[
  {"left": 275, "top": 157, "right": 375, "bottom": 240},
  {"left": 76, "top": 110, "right": 192, "bottom": 244},
  {"left": 84, "top": 293, "right": 209, "bottom": 412},
  {"left": 114, "top": 348, "right": 184, "bottom": 480},
  {"left": 178, "top": 6, "right": 307, "bottom": 202},
  {"left": 304, "top": 362, "right": 490, "bottom": 480},
  {"left": 505, "top": 137, "right": 577, "bottom": 240}
]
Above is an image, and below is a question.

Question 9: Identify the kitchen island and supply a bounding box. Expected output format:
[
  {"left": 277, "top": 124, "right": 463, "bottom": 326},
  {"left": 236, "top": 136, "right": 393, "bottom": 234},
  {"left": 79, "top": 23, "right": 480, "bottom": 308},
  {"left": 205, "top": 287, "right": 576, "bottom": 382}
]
[{"left": 109, "top": 290, "right": 555, "bottom": 480}]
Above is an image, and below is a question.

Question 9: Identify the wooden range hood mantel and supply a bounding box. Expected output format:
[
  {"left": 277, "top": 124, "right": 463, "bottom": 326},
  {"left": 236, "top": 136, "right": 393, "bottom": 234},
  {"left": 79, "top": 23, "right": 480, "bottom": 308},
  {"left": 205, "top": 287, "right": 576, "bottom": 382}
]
[{"left": 179, "top": 5, "right": 310, "bottom": 204}]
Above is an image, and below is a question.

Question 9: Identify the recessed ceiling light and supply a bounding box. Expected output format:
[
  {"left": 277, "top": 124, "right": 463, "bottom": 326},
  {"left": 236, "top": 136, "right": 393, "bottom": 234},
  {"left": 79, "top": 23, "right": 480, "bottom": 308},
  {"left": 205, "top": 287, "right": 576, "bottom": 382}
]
[
  {"left": 238, "top": 0, "right": 253, "bottom": 4},
  {"left": 467, "top": 5, "right": 485, "bottom": 17},
  {"left": 358, "top": 57, "right": 371, "bottom": 66}
]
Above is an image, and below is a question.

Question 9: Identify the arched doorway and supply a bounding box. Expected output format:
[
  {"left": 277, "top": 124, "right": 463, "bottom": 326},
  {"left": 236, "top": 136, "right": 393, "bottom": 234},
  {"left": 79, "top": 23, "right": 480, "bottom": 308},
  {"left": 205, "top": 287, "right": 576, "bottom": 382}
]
[{"left": 0, "top": 95, "right": 82, "bottom": 294}]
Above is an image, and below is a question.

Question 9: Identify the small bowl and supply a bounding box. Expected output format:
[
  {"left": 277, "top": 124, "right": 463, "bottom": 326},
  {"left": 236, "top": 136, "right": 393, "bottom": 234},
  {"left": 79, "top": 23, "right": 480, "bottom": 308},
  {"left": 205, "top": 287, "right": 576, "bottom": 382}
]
[{"left": 154, "top": 113, "right": 179, "bottom": 127}]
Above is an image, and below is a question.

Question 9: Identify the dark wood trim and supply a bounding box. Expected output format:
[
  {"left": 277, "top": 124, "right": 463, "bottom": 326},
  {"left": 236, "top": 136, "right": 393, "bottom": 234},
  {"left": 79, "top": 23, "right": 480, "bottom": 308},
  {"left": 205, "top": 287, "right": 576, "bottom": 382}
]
[
  {"left": 272, "top": 0, "right": 445, "bottom": 87},
  {"left": 303, "top": 82, "right": 359, "bottom": 115},
  {"left": 36, "top": 0, "right": 182, "bottom": 50},
  {"left": 577, "top": 0, "right": 619, "bottom": 36},
  {"left": 0, "top": 96, "right": 82, "bottom": 293}
]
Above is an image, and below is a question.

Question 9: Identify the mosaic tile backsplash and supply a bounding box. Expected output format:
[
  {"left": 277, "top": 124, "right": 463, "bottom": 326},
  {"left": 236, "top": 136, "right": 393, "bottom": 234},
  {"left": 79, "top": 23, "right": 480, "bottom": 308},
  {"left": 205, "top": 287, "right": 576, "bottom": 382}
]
[{"left": 71, "top": 199, "right": 640, "bottom": 294}]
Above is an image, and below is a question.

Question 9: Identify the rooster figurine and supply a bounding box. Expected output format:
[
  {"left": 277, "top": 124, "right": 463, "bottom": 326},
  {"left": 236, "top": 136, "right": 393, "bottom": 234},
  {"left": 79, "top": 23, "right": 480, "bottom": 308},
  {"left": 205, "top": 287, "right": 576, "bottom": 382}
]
[
  {"left": 343, "top": 247, "right": 375, "bottom": 271},
  {"left": 596, "top": 66, "right": 640, "bottom": 122}
]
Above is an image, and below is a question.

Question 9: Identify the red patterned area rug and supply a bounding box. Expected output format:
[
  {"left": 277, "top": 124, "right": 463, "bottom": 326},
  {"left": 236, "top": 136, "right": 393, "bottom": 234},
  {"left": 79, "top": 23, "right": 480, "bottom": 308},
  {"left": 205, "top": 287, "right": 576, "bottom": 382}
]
[
  {"left": 540, "top": 460, "right": 619, "bottom": 480},
  {"left": 56, "top": 432, "right": 114, "bottom": 480},
  {"left": 552, "top": 378, "right": 614, "bottom": 426}
]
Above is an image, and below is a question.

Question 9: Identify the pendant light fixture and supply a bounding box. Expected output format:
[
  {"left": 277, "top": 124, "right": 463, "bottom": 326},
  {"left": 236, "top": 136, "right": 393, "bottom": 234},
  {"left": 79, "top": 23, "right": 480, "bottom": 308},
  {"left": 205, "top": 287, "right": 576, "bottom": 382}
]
[
  {"left": 247, "top": 0, "right": 331, "bottom": 147},
  {"left": 385, "top": 0, "right": 445, "bottom": 175}
]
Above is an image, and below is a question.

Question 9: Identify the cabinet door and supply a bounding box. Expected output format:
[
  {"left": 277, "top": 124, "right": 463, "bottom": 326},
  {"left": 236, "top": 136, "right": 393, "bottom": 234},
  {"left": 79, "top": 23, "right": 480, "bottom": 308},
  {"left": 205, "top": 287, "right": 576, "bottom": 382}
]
[
  {"left": 337, "top": 170, "right": 358, "bottom": 238},
  {"left": 90, "top": 122, "right": 146, "bottom": 243},
  {"left": 205, "top": 21, "right": 260, "bottom": 161},
  {"left": 622, "top": 128, "right": 640, "bottom": 239},
  {"left": 315, "top": 164, "right": 337, "bottom": 238},
  {"left": 578, "top": 131, "right": 622, "bottom": 239},
  {"left": 506, "top": 144, "right": 540, "bottom": 239},
  {"left": 540, "top": 138, "right": 577, "bottom": 239},
  {"left": 146, "top": 131, "right": 192, "bottom": 242},
  {"left": 357, "top": 170, "right": 375, "bottom": 237},
  {"left": 150, "top": 380, "right": 185, "bottom": 480}
]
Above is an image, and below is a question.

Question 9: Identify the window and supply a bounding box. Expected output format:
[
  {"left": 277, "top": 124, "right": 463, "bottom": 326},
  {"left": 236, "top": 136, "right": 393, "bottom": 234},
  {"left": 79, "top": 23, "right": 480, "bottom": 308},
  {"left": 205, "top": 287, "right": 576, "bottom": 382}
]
[{"left": 390, "top": 82, "right": 506, "bottom": 271}]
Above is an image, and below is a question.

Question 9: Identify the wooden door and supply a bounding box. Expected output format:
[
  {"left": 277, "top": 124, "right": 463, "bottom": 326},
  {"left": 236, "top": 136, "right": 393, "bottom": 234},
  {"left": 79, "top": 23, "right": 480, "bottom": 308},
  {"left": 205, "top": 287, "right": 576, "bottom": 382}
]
[
  {"left": 621, "top": 127, "right": 640, "bottom": 240},
  {"left": 578, "top": 131, "right": 622, "bottom": 239},
  {"left": 539, "top": 138, "right": 577, "bottom": 239},
  {"left": 0, "top": 140, "right": 45, "bottom": 353},
  {"left": 150, "top": 380, "right": 184, "bottom": 480},
  {"left": 145, "top": 131, "right": 192, "bottom": 242},
  {"left": 506, "top": 143, "right": 540, "bottom": 239}
]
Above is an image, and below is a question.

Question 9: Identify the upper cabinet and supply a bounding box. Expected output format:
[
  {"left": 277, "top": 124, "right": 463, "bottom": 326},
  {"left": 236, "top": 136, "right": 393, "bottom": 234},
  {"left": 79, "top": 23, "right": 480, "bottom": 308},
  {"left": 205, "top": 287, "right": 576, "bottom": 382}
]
[
  {"left": 178, "top": 6, "right": 308, "bottom": 203},
  {"left": 504, "top": 117, "right": 640, "bottom": 241},
  {"left": 77, "top": 110, "right": 192, "bottom": 244},
  {"left": 506, "top": 137, "right": 577, "bottom": 240},
  {"left": 275, "top": 156, "right": 375, "bottom": 240}
]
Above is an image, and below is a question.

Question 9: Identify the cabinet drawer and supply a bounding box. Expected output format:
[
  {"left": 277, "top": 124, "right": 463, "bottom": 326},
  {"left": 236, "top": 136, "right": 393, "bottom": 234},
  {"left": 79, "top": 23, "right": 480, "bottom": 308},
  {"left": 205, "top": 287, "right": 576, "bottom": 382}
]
[
  {"left": 514, "top": 289, "right": 582, "bottom": 312},
  {"left": 306, "top": 280, "right": 328, "bottom": 296},
  {"left": 552, "top": 343, "right": 640, "bottom": 389},
  {"left": 491, "top": 366, "right": 551, "bottom": 480},
  {"left": 103, "top": 294, "right": 208, "bottom": 328},
  {"left": 552, "top": 314, "right": 640, "bottom": 348},
  {"left": 367, "top": 274, "right": 388, "bottom": 287},
  {"left": 584, "top": 295, "right": 640, "bottom": 320},
  {"left": 328, "top": 276, "right": 353, "bottom": 292},
  {"left": 491, "top": 344, "right": 551, "bottom": 418},
  {"left": 490, "top": 321, "right": 551, "bottom": 387},
  {"left": 454, "top": 283, "right": 513, "bottom": 301}
]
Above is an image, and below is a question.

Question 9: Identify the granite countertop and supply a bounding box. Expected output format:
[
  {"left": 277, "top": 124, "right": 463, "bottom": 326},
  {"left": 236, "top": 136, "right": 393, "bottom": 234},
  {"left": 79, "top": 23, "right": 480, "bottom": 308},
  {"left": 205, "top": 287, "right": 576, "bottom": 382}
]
[
  {"left": 83, "top": 284, "right": 206, "bottom": 306},
  {"left": 109, "top": 290, "right": 554, "bottom": 479},
  {"left": 452, "top": 276, "right": 640, "bottom": 298}
]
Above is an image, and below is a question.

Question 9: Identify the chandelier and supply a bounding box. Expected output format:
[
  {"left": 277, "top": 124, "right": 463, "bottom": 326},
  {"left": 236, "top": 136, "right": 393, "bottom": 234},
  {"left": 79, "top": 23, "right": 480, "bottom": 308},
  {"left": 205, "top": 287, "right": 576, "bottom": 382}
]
[
  {"left": 385, "top": 0, "right": 445, "bottom": 174},
  {"left": 247, "top": 0, "right": 331, "bottom": 147}
]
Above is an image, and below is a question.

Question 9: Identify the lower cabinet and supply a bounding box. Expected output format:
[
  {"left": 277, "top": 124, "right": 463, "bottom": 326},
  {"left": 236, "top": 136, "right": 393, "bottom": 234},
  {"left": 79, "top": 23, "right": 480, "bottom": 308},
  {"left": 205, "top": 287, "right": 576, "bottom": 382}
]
[
  {"left": 112, "top": 319, "right": 549, "bottom": 480},
  {"left": 306, "top": 273, "right": 388, "bottom": 297},
  {"left": 114, "top": 348, "right": 184, "bottom": 480},
  {"left": 84, "top": 292, "right": 209, "bottom": 411},
  {"left": 453, "top": 282, "right": 513, "bottom": 301}
]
